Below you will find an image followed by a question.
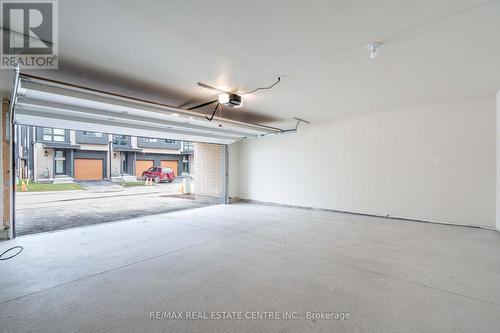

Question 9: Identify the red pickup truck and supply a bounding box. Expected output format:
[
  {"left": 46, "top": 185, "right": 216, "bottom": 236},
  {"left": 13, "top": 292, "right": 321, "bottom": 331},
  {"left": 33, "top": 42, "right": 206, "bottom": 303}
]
[{"left": 142, "top": 166, "right": 175, "bottom": 183}]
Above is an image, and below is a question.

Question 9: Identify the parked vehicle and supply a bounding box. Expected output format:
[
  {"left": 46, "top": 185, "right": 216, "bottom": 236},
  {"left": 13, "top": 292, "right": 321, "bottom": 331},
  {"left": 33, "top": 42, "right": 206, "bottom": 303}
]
[{"left": 142, "top": 166, "right": 175, "bottom": 183}]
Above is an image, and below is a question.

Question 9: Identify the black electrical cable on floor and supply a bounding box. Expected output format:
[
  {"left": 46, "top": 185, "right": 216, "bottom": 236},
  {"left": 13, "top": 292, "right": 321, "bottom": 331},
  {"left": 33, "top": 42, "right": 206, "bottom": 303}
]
[{"left": 0, "top": 246, "right": 23, "bottom": 260}]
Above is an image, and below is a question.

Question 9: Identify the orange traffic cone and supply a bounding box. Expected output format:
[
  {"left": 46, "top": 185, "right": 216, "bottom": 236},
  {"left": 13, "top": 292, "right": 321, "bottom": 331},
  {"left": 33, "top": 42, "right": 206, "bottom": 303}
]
[{"left": 21, "top": 180, "right": 28, "bottom": 192}]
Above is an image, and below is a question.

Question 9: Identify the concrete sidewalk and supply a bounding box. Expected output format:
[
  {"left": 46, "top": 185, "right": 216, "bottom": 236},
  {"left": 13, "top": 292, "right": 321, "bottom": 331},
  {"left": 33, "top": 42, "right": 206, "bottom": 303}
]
[{"left": 16, "top": 182, "right": 182, "bottom": 207}]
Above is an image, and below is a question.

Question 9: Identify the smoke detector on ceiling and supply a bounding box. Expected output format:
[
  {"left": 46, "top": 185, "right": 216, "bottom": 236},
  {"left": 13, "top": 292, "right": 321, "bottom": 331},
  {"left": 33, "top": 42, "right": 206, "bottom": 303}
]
[{"left": 367, "top": 42, "right": 381, "bottom": 59}]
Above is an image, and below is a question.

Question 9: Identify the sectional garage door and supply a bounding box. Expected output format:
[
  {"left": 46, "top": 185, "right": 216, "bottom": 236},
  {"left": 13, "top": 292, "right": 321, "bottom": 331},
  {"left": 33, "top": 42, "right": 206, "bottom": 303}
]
[
  {"left": 74, "top": 159, "right": 103, "bottom": 180},
  {"left": 161, "top": 160, "right": 178, "bottom": 177},
  {"left": 136, "top": 160, "right": 154, "bottom": 178}
]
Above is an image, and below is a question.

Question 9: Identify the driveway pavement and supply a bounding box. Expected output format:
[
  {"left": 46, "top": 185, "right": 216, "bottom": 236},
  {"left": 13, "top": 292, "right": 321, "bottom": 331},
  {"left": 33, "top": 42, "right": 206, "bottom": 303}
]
[
  {"left": 15, "top": 181, "right": 211, "bottom": 235},
  {"left": 77, "top": 180, "right": 124, "bottom": 192}
]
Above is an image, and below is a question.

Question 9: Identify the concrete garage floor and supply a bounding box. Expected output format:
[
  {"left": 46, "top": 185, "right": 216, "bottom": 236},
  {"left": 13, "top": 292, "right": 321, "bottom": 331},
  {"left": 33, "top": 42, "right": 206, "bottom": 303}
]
[
  {"left": 1, "top": 203, "right": 499, "bottom": 332},
  {"left": 15, "top": 181, "right": 210, "bottom": 235}
]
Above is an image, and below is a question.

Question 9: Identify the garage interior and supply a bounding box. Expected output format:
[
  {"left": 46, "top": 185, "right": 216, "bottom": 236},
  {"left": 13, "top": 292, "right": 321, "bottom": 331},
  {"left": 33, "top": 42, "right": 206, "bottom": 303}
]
[{"left": 1, "top": 1, "right": 500, "bottom": 332}]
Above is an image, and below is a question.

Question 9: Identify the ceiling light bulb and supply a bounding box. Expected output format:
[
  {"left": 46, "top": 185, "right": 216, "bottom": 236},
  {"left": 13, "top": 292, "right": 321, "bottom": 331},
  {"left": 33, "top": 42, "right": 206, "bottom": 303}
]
[{"left": 218, "top": 93, "right": 230, "bottom": 104}]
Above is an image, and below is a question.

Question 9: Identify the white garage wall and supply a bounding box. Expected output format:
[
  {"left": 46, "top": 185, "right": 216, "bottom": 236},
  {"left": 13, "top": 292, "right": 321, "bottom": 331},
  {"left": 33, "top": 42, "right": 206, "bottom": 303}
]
[{"left": 238, "top": 97, "right": 496, "bottom": 228}]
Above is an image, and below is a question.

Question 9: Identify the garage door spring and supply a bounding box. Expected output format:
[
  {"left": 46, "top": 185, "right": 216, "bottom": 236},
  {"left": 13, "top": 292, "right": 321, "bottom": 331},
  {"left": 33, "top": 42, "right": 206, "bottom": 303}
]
[{"left": 0, "top": 246, "right": 23, "bottom": 260}]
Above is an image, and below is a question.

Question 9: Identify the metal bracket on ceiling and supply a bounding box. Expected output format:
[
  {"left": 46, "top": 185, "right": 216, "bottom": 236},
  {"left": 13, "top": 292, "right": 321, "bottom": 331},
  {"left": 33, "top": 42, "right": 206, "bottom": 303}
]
[
  {"left": 255, "top": 117, "right": 309, "bottom": 138},
  {"left": 279, "top": 117, "right": 310, "bottom": 134}
]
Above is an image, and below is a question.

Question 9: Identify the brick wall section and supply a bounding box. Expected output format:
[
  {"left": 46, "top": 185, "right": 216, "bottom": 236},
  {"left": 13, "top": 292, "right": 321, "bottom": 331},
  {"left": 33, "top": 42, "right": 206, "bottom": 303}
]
[{"left": 193, "top": 143, "right": 223, "bottom": 198}]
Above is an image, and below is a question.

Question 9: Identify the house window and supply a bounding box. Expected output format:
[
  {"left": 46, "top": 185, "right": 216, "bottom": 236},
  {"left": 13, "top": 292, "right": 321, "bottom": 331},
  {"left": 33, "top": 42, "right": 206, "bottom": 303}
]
[
  {"left": 113, "top": 135, "right": 129, "bottom": 145},
  {"left": 43, "top": 128, "right": 65, "bottom": 142},
  {"left": 83, "top": 131, "right": 103, "bottom": 138},
  {"left": 142, "top": 137, "right": 176, "bottom": 144}
]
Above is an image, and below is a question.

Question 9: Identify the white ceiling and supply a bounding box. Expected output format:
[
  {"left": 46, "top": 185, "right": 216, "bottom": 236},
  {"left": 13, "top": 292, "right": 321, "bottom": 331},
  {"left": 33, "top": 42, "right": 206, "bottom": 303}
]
[{"left": 2, "top": 0, "right": 500, "bottom": 127}]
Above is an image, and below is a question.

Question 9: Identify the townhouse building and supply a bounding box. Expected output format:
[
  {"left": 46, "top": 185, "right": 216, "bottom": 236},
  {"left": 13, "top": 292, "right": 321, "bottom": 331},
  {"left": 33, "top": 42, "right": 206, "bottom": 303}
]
[{"left": 16, "top": 126, "right": 194, "bottom": 183}]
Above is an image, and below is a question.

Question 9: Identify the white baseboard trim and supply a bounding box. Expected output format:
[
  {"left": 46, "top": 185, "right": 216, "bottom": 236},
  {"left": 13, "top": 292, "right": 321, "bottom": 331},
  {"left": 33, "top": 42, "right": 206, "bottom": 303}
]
[{"left": 237, "top": 199, "right": 497, "bottom": 231}]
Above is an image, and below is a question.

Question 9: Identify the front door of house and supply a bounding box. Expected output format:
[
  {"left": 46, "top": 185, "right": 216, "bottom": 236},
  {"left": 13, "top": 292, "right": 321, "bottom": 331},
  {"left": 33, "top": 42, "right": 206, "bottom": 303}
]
[
  {"left": 54, "top": 150, "right": 66, "bottom": 175},
  {"left": 121, "top": 152, "right": 128, "bottom": 174}
]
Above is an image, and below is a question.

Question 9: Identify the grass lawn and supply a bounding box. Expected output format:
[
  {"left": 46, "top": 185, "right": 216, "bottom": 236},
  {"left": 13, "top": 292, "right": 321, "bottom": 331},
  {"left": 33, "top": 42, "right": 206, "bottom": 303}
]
[
  {"left": 122, "top": 181, "right": 146, "bottom": 187},
  {"left": 16, "top": 182, "right": 83, "bottom": 192}
]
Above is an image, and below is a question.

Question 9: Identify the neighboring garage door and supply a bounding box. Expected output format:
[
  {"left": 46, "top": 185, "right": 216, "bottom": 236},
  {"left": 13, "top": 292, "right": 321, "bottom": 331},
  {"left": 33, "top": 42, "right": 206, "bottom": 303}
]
[
  {"left": 136, "top": 160, "right": 154, "bottom": 178},
  {"left": 161, "top": 160, "right": 178, "bottom": 177},
  {"left": 74, "top": 159, "right": 103, "bottom": 181}
]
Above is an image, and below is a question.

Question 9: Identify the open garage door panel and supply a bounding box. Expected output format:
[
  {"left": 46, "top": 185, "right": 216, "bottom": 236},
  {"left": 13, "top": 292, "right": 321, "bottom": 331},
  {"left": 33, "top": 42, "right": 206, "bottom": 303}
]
[{"left": 13, "top": 75, "right": 282, "bottom": 145}]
